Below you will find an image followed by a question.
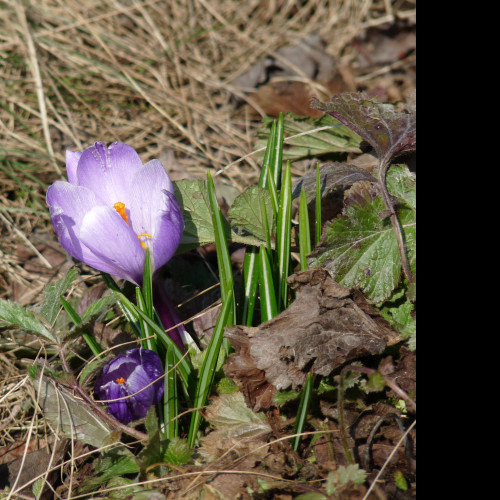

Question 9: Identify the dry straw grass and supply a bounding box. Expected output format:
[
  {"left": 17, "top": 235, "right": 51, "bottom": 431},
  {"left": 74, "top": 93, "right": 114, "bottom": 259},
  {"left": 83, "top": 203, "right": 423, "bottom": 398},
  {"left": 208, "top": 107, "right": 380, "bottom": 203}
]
[
  {"left": 0, "top": 0, "right": 416, "bottom": 296},
  {"left": 0, "top": 1, "right": 414, "bottom": 490}
]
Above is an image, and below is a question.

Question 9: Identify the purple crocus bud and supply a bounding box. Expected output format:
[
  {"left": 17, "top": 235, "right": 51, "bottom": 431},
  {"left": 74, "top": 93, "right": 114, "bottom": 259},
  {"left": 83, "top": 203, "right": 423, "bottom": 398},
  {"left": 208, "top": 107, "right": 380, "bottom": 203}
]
[
  {"left": 47, "top": 142, "right": 184, "bottom": 285},
  {"left": 94, "top": 348, "right": 164, "bottom": 424}
]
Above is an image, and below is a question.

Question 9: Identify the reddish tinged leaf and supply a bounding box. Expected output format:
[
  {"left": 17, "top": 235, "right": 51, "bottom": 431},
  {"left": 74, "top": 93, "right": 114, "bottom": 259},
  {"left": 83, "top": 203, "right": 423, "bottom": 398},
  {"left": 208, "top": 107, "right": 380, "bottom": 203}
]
[{"left": 311, "top": 92, "right": 416, "bottom": 164}]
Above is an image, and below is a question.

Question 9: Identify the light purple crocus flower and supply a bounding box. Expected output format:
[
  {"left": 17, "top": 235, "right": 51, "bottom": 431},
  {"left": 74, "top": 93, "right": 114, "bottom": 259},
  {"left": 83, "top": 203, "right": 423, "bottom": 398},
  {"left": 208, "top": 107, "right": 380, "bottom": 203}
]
[
  {"left": 46, "top": 142, "right": 184, "bottom": 286},
  {"left": 94, "top": 348, "right": 164, "bottom": 424}
]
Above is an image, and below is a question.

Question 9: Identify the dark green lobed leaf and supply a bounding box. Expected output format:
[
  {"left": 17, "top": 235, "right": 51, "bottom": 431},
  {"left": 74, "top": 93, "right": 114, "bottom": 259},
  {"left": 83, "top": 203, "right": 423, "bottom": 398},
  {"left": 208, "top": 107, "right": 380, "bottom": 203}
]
[{"left": 309, "top": 178, "right": 416, "bottom": 304}]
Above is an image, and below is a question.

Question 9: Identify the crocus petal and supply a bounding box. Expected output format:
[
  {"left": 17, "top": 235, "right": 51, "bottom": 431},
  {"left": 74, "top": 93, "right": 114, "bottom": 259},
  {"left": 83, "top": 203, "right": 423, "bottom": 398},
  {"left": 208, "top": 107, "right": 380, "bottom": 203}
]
[
  {"left": 128, "top": 348, "right": 164, "bottom": 404},
  {"left": 127, "top": 365, "right": 156, "bottom": 416},
  {"left": 76, "top": 142, "right": 143, "bottom": 207},
  {"left": 66, "top": 150, "right": 82, "bottom": 184},
  {"left": 105, "top": 359, "right": 138, "bottom": 380},
  {"left": 151, "top": 191, "right": 184, "bottom": 271},
  {"left": 79, "top": 205, "right": 146, "bottom": 284},
  {"left": 46, "top": 182, "right": 119, "bottom": 273},
  {"left": 127, "top": 161, "right": 175, "bottom": 235},
  {"left": 106, "top": 381, "right": 134, "bottom": 423}
]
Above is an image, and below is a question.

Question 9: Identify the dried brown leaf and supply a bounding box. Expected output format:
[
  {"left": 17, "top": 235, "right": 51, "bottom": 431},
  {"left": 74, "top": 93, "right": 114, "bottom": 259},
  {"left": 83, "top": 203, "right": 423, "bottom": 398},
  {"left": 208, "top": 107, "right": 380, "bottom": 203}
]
[{"left": 224, "top": 268, "right": 399, "bottom": 410}]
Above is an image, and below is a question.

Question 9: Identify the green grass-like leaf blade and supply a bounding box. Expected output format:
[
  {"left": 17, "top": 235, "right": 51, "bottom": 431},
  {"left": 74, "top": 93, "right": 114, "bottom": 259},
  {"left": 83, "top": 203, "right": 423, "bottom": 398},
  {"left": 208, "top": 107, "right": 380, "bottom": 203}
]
[
  {"left": 164, "top": 345, "right": 179, "bottom": 440},
  {"left": 292, "top": 372, "right": 313, "bottom": 451},
  {"left": 276, "top": 161, "right": 292, "bottom": 310},
  {"left": 188, "top": 289, "right": 234, "bottom": 447},
  {"left": 258, "top": 246, "right": 278, "bottom": 322},
  {"left": 299, "top": 187, "right": 312, "bottom": 270}
]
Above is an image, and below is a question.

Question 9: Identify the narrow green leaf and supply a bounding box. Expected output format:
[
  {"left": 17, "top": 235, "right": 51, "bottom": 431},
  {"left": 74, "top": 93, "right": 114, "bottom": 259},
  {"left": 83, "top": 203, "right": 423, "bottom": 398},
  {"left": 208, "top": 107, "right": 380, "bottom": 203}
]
[
  {"left": 292, "top": 372, "right": 313, "bottom": 451},
  {"left": 142, "top": 248, "right": 154, "bottom": 319},
  {"left": 240, "top": 247, "right": 259, "bottom": 326},
  {"left": 207, "top": 171, "right": 235, "bottom": 325},
  {"left": 188, "top": 290, "right": 234, "bottom": 447},
  {"left": 258, "top": 246, "right": 278, "bottom": 322},
  {"left": 299, "top": 187, "right": 311, "bottom": 270},
  {"left": 164, "top": 345, "right": 178, "bottom": 440},
  {"left": 272, "top": 113, "right": 285, "bottom": 191},
  {"left": 259, "top": 119, "right": 276, "bottom": 188},
  {"left": 315, "top": 162, "right": 322, "bottom": 245},
  {"left": 276, "top": 161, "right": 292, "bottom": 310},
  {"left": 0, "top": 299, "right": 56, "bottom": 343},
  {"left": 111, "top": 292, "right": 194, "bottom": 396},
  {"left": 101, "top": 273, "right": 142, "bottom": 338},
  {"left": 135, "top": 288, "right": 155, "bottom": 351},
  {"left": 60, "top": 297, "right": 102, "bottom": 356}
]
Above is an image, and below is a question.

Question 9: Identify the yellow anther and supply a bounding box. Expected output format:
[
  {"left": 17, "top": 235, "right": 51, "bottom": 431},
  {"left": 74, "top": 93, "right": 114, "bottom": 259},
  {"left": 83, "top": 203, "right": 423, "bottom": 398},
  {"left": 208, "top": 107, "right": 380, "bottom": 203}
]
[
  {"left": 137, "top": 233, "right": 153, "bottom": 250},
  {"left": 116, "top": 377, "right": 126, "bottom": 384},
  {"left": 113, "top": 202, "right": 129, "bottom": 224}
]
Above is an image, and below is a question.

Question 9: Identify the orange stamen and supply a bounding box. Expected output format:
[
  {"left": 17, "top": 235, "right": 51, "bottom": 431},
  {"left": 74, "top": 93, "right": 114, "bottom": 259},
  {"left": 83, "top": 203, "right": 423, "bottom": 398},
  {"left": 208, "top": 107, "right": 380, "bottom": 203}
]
[
  {"left": 137, "top": 233, "right": 153, "bottom": 250},
  {"left": 116, "top": 377, "right": 126, "bottom": 384},
  {"left": 113, "top": 202, "right": 128, "bottom": 224}
]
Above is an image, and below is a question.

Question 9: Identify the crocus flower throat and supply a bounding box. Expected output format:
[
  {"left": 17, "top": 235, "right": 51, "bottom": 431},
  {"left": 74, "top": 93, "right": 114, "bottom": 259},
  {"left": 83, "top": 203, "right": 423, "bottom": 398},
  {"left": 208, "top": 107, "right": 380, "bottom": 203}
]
[{"left": 112, "top": 200, "right": 153, "bottom": 250}]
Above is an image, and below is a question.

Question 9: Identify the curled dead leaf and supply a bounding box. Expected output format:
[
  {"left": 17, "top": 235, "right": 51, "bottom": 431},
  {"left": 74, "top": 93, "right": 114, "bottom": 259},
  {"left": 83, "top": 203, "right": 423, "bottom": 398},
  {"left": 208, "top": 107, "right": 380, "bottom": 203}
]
[{"left": 224, "top": 268, "right": 400, "bottom": 410}]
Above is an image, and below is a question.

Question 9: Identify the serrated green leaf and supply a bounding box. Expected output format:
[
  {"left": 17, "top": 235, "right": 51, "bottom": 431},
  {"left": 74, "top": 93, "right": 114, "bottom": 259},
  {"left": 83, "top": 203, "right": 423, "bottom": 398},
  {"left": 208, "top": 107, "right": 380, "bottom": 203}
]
[
  {"left": 385, "top": 165, "right": 416, "bottom": 211},
  {"left": 273, "top": 389, "right": 301, "bottom": 405},
  {"left": 79, "top": 356, "right": 108, "bottom": 387},
  {"left": 77, "top": 448, "right": 139, "bottom": 494},
  {"left": 216, "top": 376, "right": 239, "bottom": 394},
  {"left": 228, "top": 186, "right": 274, "bottom": 242},
  {"left": 0, "top": 299, "right": 56, "bottom": 343},
  {"left": 309, "top": 186, "right": 416, "bottom": 303},
  {"left": 257, "top": 113, "right": 362, "bottom": 162},
  {"left": 66, "top": 292, "right": 120, "bottom": 337},
  {"left": 38, "top": 266, "right": 79, "bottom": 325},
  {"left": 380, "top": 296, "right": 416, "bottom": 339},
  {"left": 365, "top": 372, "right": 386, "bottom": 392},
  {"left": 163, "top": 437, "right": 193, "bottom": 466},
  {"left": 326, "top": 464, "right": 367, "bottom": 494},
  {"left": 173, "top": 179, "right": 265, "bottom": 252}
]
